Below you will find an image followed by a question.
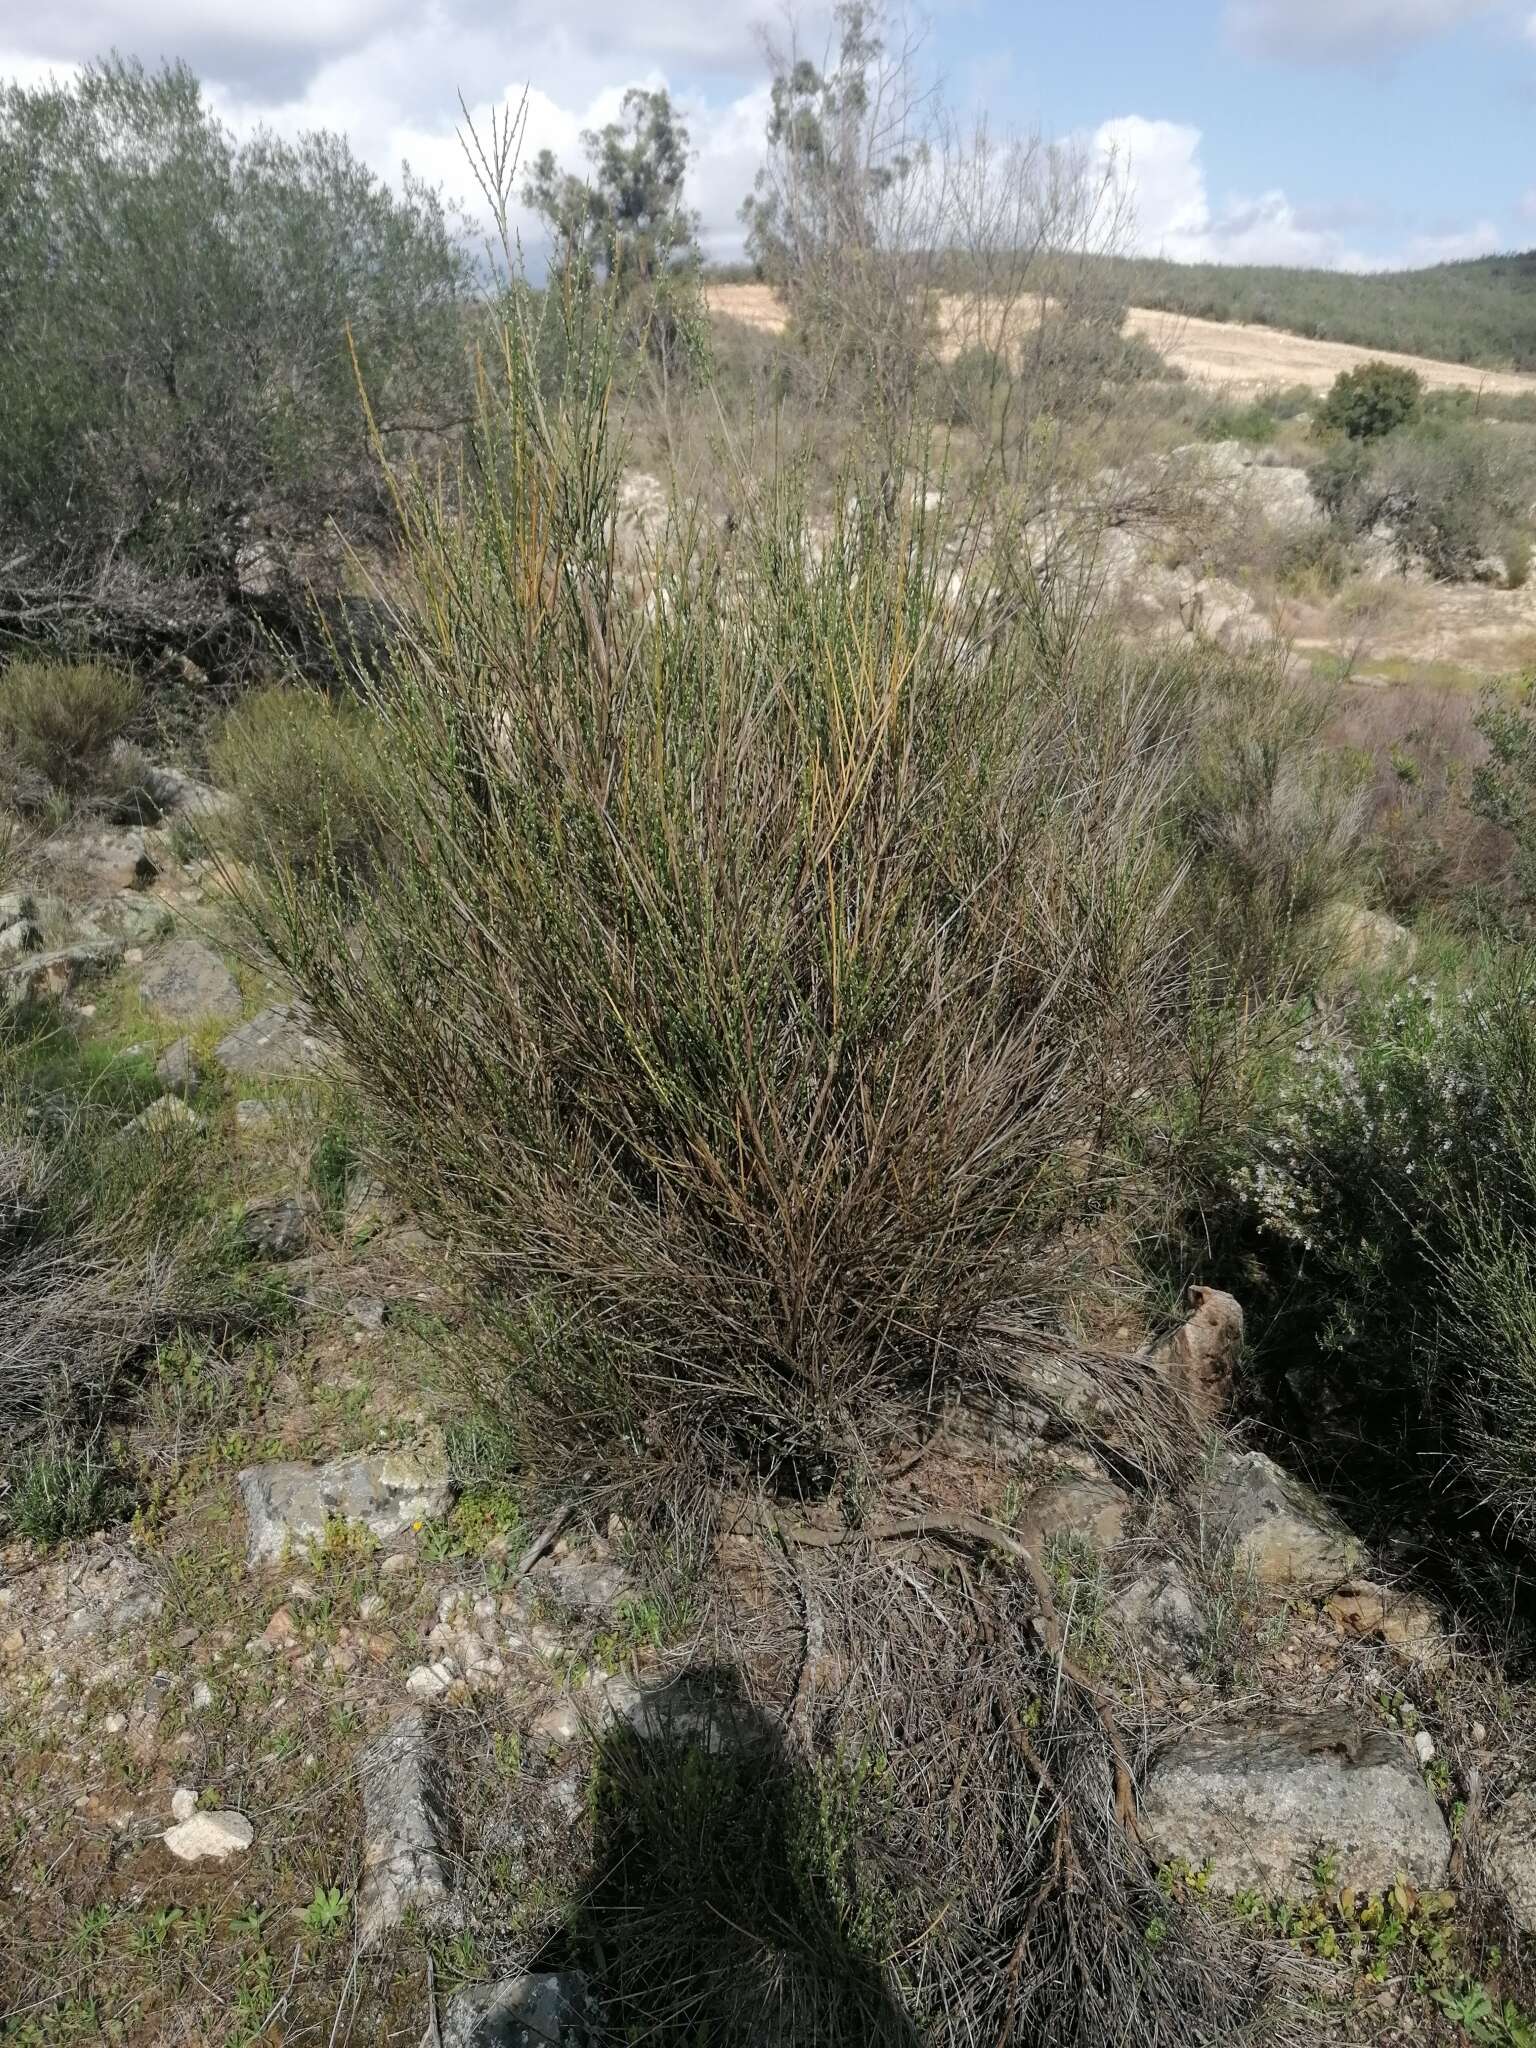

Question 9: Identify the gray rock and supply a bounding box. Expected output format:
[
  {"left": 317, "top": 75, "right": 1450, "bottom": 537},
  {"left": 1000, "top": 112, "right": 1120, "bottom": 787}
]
[
  {"left": 3, "top": 936, "right": 124, "bottom": 1006},
  {"left": 358, "top": 1710, "right": 451, "bottom": 1948},
  {"left": 1488, "top": 1788, "right": 1536, "bottom": 1934},
  {"left": 238, "top": 1195, "right": 308, "bottom": 1260},
  {"left": 215, "top": 1003, "right": 326, "bottom": 1080},
  {"left": 1017, "top": 1477, "right": 1128, "bottom": 1558},
  {"left": 1140, "top": 1711, "right": 1450, "bottom": 1898},
  {"left": 138, "top": 940, "right": 241, "bottom": 1023},
  {"left": 155, "top": 1037, "right": 202, "bottom": 1099},
  {"left": 1202, "top": 1446, "right": 1365, "bottom": 1595},
  {"left": 42, "top": 827, "right": 158, "bottom": 894},
  {"left": 347, "top": 1295, "right": 386, "bottom": 1332},
  {"left": 235, "top": 1098, "right": 276, "bottom": 1132},
  {"left": 125, "top": 1094, "right": 204, "bottom": 1139},
  {"left": 1115, "top": 1560, "right": 1201, "bottom": 1656},
  {"left": 536, "top": 1556, "right": 631, "bottom": 1619},
  {"left": 0, "top": 919, "right": 40, "bottom": 957},
  {"left": 432, "top": 1972, "right": 598, "bottom": 2048},
  {"left": 0, "top": 890, "right": 33, "bottom": 931},
  {"left": 239, "top": 1441, "right": 452, "bottom": 1566},
  {"left": 86, "top": 892, "right": 173, "bottom": 944},
  {"left": 163, "top": 1809, "right": 253, "bottom": 1863},
  {"left": 61, "top": 1553, "right": 163, "bottom": 1640}
]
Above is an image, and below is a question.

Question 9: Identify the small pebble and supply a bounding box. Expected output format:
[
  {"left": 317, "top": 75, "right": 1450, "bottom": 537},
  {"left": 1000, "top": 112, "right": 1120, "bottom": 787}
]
[
  {"left": 191, "top": 1681, "right": 214, "bottom": 1711},
  {"left": 1414, "top": 1729, "right": 1436, "bottom": 1765},
  {"left": 102, "top": 1712, "right": 128, "bottom": 1736},
  {"left": 171, "top": 1786, "right": 198, "bottom": 1821}
]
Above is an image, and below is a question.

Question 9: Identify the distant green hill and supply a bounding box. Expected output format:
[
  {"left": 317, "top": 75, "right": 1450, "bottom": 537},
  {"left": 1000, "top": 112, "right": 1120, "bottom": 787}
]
[{"left": 1090, "top": 250, "right": 1536, "bottom": 374}]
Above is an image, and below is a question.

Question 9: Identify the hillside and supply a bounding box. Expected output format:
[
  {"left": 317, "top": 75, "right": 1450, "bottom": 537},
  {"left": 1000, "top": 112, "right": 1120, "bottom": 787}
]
[{"left": 1090, "top": 249, "right": 1536, "bottom": 374}]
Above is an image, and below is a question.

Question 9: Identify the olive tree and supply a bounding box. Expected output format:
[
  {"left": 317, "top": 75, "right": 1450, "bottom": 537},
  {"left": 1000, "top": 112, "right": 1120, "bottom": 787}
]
[{"left": 0, "top": 56, "right": 474, "bottom": 675}]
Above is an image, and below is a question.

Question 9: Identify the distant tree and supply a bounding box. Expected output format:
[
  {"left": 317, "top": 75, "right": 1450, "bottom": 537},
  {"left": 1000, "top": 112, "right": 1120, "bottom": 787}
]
[
  {"left": 740, "top": 2, "right": 935, "bottom": 432},
  {"left": 524, "top": 87, "right": 699, "bottom": 288},
  {"left": 1316, "top": 360, "right": 1423, "bottom": 442},
  {"left": 522, "top": 87, "right": 706, "bottom": 386},
  {"left": 0, "top": 56, "right": 473, "bottom": 676}
]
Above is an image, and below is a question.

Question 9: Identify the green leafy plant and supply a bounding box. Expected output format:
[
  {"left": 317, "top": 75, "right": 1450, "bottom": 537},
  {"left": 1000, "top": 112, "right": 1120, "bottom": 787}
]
[
  {"left": 1316, "top": 360, "right": 1422, "bottom": 442},
  {"left": 299, "top": 1884, "right": 350, "bottom": 1938}
]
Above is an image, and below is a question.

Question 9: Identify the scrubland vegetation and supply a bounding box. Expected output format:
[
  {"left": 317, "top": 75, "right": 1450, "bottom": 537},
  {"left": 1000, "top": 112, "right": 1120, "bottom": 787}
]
[
  {"left": 6, "top": 10, "right": 1536, "bottom": 2046},
  {"left": 1084, "top": 248, "right": 1536, "bottom": 374}
]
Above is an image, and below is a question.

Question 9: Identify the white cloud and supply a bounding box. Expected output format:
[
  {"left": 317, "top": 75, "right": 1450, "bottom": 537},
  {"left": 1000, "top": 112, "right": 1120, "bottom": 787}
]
[
  {"left": 1227, "top": 0, "right": 1499, "bottom": 62},
  {"left": 1092, "top": 113, "right": 1506, "bottom": 270},
  {"left": 1091, "top": 115, "right": 1373, "bottom": 267}
]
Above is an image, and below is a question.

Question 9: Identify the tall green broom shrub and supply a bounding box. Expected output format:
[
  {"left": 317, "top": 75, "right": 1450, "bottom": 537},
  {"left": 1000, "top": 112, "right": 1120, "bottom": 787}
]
[{"left": 238, "top": 305, "right": 1196, "bottom": 1502}]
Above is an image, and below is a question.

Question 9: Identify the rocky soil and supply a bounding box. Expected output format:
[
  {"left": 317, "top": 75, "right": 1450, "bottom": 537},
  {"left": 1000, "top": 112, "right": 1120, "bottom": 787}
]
[{"left": 3, "top": 786, "right": 1536, "bottom": 2046}]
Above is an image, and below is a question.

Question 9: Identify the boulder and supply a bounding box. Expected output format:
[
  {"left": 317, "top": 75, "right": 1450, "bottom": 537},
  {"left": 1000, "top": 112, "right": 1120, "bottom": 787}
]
[
  {"left": 239, "top": 1442, "right": 452, "bottom": 1566},
  {"left": 1140, "top": 1711, "right": 1451, "bottom": 1897},
  {"left": 0, "top": 919, "right": 40, "bottom": 957},
  {"left": 358, "top": 1710, "right": 451, "bottom": 1947},
  {"left": 155, "top": 1037, "right": 202, "bottom": 1099},
  {"left": 238, "top": 1195, "right": 308, "bottom": 1260},
  {"left": 125, "top": 1094, "right": 204, "bottom": 1139},
  {"left": 535, "top": 1556, "right": 632, "bottom": 1620},
  {"left": 1152, "top": 1288, "right": 1243, "bottom": 1424},
  {"left": 4, "top": 936, "right": 124, "bottom": 1006},
  {"left": 1202, "top": 1445, "right": 1365, "bottom": 1595},
  {"left": 1016, "top": 1476, "right": 1128, "bottom": 1559},
  {"left": 41, "top": 827, "right": 158, "bottom": 895},
  {"left": 432, "top": 1972, "right": 599, "bottom": 2048},
  {"left": 163, "top": 1809, "right": 253, "bottom": 1863},
  {"left": 83, "top": 892, "right": 172, "bottom": 944},
  {"left": 1487, "top": 1787, "right": 1536, "bottom": 1935},
  {"left": 1114, "top": 1559, "right": 1202, "bottom": 1657},
  {"left": 138, "top": 940, "right": 241, "bottom": 1023},
  {"left": 215, "top": 1002, "right": 326, "bottom": 1080},
  {"left": 1327, "top": 904, "right": 1416, "bottom": 976}
]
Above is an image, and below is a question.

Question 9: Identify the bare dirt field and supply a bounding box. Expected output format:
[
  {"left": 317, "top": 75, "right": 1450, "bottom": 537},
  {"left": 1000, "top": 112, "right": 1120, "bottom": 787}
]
[{"left": 705, "top": 282, "right": 1536, "bottom": 400}]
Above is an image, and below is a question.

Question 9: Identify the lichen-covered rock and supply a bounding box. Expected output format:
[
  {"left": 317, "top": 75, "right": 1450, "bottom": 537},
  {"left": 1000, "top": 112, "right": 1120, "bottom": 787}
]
[
  {"left": 1114, "top": 1559, "right": 1201, "bottom": 1657},
  {"left": 1152, "top": 1288, "right": 1243, "bottom": 1424},
  {"left": 432, "top": 1971, "right": 599, "bottom": 2048},
  {"left": 1017, "top": 1476, "right": 1128, "bottom": 1558},
  {"left": 1202, "top": 1445, "right": 1365, "bottom": 1594},
  {"left": 1487, "top": 1788, "right": 1536, "bottom": 1934},
  {"left": 358, "top": 1710, "right": 450, "bottom": 1947},
  {"left": 214, "top": 1003, "right": 326, "bottom": 1080},
  {"left": 3, "top": 936, "right": 124, "bottom": 1006},
  {"left": 238, "top": 1195, "right": 308, "bottom": 1260},
  {"left": 239, "top": 1442, "right": 452, "bottom": 1566},
  {"left": 1140, "top": 1711, "right": 1450, "bottom": 1897},
  {"left": 155, "top": 1036, "right": 202, "bottom": 1099},
  {"left": 138, "top": 939, "right": 241, "bottom": 1023}
]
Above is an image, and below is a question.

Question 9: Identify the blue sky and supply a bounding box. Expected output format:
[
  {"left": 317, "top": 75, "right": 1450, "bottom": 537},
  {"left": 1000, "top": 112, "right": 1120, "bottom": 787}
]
[{"left": 3, "top": 1, "right": 1534, "bottom": 269}]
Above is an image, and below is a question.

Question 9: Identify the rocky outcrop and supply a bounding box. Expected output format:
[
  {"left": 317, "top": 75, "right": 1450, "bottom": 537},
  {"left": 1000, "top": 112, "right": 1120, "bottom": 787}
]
[
  {"left": 1201, "top": 1445, "right": 1366, "bottom": 1594},
  {"left": 358, "top": 1710, "right": 451, "bottom": 1947},
  {"left": 1016, "top": 1476, "right": 1128, "bottom": 1558},
  {"left": 1487, "top": 1788, "right": 1536, "bottom": 1935},
  {"left": 138, "top": 939, "right": 242, "bottom": 1023},
  {"left": 1140, "top": 1711, "right": 1451, "bottom": 1897},
  {"left": 238, "top": 1442, "right": 452, "bottom": 1566},
  {"left": 1152, "top": 1287, "right": 1243, "bottom": 1424},
  {"left": 215, "top": 1002, "right": 326, "bottom": 1080},
  {"left": 432, "top": 1972, "right": 599, "bottom": 2048}
]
